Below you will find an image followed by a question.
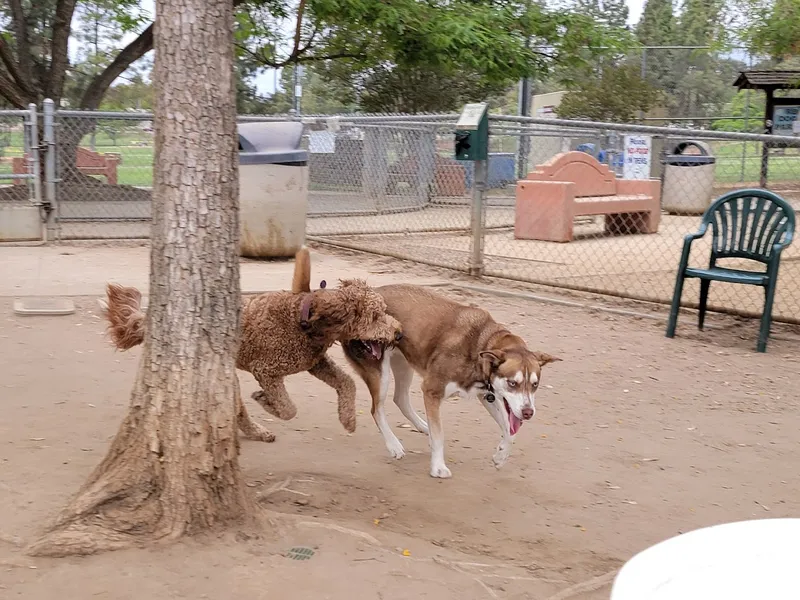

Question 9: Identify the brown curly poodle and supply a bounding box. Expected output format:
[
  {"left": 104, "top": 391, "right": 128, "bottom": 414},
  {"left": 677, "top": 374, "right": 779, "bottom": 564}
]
[{"left": 101, "top": 247, "right": 402, "bottom": 442}]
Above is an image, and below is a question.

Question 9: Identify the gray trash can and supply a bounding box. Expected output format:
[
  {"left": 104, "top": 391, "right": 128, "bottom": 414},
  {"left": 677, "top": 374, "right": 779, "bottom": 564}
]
[
  {"left": 238, "top": 122, "right": 309, "bottom": 258},
  {"left": 661, "top": 141, "right": 716, "bottom": 215}
]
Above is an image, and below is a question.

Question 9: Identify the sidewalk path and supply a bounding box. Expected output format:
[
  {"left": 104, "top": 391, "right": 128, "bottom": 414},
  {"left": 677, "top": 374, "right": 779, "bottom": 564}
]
[{"left": 0, "top": 245, "right": 444, "bottom": 298}]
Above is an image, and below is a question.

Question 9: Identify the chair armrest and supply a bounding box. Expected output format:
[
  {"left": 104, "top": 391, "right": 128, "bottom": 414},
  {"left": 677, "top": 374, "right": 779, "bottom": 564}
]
[
  {"left": 684, "top": 222, "right": 709, "bottom": 244},
  {"left": 676, "top": 223, "right": 708, "bottom": 272}
]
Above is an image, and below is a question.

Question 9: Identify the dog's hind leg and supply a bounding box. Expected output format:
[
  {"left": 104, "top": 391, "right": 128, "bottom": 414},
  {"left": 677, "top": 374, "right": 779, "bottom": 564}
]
[
  {"left": 367, "top": 355, "right": 405, "bottom": 459},
  {"left": 390, "top": 352, "right": 428, "bottom": 434},
  {"left": 236, "top": 386, "right": 276, "bottom": 443},
  {"left": 308, "top": 354, "right": 357, "bottom": 433},
  {"left": 343, "top": 349, "right": 405, "bottom": 459},
  {"left": 250, "top": 365, "right": 298, "bottom": 421},
  {"left": 422, "top": 383, "right": 450, "bottom": 478},
  {"left": 376, "top": 353, "right": 407, "bottom": 458}
]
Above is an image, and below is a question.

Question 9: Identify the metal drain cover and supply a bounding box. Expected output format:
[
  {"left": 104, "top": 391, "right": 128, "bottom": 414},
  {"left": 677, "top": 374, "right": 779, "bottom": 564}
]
[{"left": 285, "top": 546, "right": 315, "bottom": 561}]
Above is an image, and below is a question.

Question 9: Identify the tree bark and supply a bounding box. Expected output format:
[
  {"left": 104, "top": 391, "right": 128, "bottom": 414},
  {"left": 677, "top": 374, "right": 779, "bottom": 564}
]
[{"left": 28, "top": 0, "right": 255, "bottom": 557}]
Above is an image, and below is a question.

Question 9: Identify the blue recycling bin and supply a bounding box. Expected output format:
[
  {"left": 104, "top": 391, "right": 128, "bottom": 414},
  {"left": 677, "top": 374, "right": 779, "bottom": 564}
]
[{"left": 464, "top": 152, "right": 517, "bottom": 189}]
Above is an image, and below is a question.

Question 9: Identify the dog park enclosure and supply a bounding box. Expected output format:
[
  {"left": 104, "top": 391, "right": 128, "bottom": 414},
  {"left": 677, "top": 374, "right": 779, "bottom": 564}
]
[{"left": 2, "top": 104, "right": 800, "bottom": 323}]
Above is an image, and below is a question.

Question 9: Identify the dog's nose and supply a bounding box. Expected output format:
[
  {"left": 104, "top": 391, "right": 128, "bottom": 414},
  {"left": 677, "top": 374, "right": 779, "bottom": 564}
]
[
  {"left": 394, "top": 331, "right": 403, "bottom": 342},
  {"left": 521, "top": 407, "right": 534, "bottom": 420}
]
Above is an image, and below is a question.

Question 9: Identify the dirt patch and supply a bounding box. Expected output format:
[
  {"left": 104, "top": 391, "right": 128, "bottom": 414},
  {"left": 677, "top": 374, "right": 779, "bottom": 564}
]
[{"left": 2, "top": 283, "right": 799, "bottom": 599}]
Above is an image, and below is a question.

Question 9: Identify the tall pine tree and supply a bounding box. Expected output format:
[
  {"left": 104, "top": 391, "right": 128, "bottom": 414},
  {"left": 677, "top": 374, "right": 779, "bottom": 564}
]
[
  {"left": 574, "top": 0, "right": 629, "bottom": 29},
  {"left": 636, "top": 0, "right": 676, "bottom": 95},
  {"left": 672, "top": 0, "right": 736, "bottom": 118}
]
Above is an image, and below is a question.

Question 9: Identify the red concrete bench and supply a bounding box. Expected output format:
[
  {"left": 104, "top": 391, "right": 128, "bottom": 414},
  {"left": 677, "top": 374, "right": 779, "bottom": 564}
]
[
  {"left": 13, "top": 147, "right": 120, "bottom": 185},
  {"left": 515, "top": 151, "right": 661, "bottom": 243}
]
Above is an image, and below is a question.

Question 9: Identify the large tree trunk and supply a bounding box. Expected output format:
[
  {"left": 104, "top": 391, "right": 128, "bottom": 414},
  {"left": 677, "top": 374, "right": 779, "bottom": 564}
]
[{"left": 27, "top": 0, "right": 255, "bottom": 557}]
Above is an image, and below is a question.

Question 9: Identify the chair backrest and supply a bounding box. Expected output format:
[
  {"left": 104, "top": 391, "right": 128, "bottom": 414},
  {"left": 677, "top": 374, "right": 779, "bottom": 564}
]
[{"left": 702, "top": 189, "right": 796, "bottom": 263}]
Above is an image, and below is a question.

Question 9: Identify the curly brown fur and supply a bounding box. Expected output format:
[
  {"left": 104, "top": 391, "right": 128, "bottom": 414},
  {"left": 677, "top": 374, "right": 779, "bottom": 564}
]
[
  {"left": 102, "top": 283, "right": 146, "bottom": 350},
  {"left": 292, "top": 246, "right": 311, "bottom": 294},
  {"left": 102, "top": 248, "right": 401, "bottom": 441}
]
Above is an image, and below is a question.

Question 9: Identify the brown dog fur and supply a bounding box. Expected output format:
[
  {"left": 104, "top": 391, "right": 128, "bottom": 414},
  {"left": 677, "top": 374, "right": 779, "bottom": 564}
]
[
  {"left": 342, "top": 284, "right": 560, "bottom": 478},
  {"left": 102, "top": 247, "right": 402, "bottom": 442}
]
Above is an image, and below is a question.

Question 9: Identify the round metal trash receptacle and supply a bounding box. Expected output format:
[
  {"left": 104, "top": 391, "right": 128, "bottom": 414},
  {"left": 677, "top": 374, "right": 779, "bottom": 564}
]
[
  {"left": 662, "top": 141, "right": 716, "bottom": 215},
  {"left": 238, "top": 121, "right": 309, "bottom": 258}
]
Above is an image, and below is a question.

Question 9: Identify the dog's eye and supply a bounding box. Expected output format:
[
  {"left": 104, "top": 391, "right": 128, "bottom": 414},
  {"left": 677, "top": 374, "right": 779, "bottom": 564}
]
[{"left": 506, "top": 380, "right": 517, "bottom": 388}]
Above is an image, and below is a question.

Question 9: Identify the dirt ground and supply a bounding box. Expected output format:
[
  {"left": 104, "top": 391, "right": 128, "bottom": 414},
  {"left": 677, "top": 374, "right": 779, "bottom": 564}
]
[{"left": 2, "top": 249, "right": 800, "bottom": 599}]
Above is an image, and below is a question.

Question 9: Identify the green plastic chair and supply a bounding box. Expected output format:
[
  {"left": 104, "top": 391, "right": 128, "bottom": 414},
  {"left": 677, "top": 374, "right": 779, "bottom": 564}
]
[{"left": 666, "top": 189, "right": 796, "bottom": 352}]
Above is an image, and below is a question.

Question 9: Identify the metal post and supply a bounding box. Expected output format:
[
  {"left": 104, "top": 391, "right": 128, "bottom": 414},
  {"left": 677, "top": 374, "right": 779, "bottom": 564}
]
[
  {"left": 469, "top": 159, "right": 487, "bottom": 277},
  {"left": 43, "top": 99, "right": 57, "bottom": 239},
  {"left": 760, "top": 88, "right": 773, "bottom": 188},
  {"left": 641, "top": 47, "right": 647, "bottom": 79},
  {"left": 639, "top": 48, "right": 647, "bottom": 122},
  {"left": 27, "top": 103, "right": 42, "bottom": 208},
  {"left": 740, "top": 52, "right": 752, "bottom": 183},
  {"left": 293, "top": 64, "right": 302, "bottom": 115},
  {"left": 516, "top": 78, "right": 532, "bottom": 179}
]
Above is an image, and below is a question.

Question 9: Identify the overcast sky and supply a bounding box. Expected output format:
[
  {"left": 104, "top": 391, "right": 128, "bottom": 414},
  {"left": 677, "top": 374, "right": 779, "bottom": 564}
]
[{"left": 118, "top": 0, "right": 648, "bottom": 95}]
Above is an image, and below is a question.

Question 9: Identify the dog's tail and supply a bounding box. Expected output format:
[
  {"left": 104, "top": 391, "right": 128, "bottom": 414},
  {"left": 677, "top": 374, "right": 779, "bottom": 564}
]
[
  {"left": 101, "top": 283, "right": 146, "bottom": 350},
  {"left": 292, "top": 246, "right": 311, "bottom": 293}
]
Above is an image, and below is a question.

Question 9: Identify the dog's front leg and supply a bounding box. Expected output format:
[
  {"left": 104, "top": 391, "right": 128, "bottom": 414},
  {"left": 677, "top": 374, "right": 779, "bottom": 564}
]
[
  {"left": 480, "top": 395, "right": 513, "bottom": 468},
  {"left": 236, "top": 386, "right": 276, "bottom": 443},
  {"left": 308, "top": 354, "right": 357, "bottom": 433},
  {"left": 250, "top": 365, "right": 298, "bottom": 421},
  {"left": 422, "top": 384, "right": 450, "bottom": 478}
]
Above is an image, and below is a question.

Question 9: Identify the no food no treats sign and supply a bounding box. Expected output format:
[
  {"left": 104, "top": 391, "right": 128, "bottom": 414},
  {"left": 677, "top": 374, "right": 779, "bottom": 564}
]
[{"left": 623, "top": 135, "right": 652, "bottom": 180}]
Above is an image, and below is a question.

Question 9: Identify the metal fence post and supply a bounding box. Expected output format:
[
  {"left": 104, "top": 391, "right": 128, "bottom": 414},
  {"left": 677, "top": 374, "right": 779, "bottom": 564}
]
[
  {"left": 469, "top": 158, "right": 486, "bottom": 277},
  {"left": 43, "top": 99, "right": 58, "bottom": 240},
  {"left": 27, "top": 103, "right": 43, "bottom": 210}
]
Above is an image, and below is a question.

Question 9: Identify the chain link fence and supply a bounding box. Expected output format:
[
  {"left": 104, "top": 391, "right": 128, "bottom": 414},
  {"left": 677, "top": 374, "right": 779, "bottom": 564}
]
[
  {"left": 299, "top": 114, "right": 492, "bottom": 273},
  {"left": 0, "top": 108, "right": 38, "bottom": 200},
  {"left": 35, "top": 108, "right": 800, "bottom": 323},
  {"left": 486, "top": 115, "right": 800, "bottom": 324},
  {"left": 53, "top": 110, "right": 154, "bottom": 240},
  {"left": 0, "top": 106, "right": 45, "bottom": 242}
]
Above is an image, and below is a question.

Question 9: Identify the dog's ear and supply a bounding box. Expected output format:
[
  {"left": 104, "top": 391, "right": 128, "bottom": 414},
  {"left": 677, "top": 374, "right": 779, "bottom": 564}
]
[
  {"left": 478, "top": 350, "right": 505, "bottom": 379},
  {"left": 479, "top": 350, "right": 506, "bottom": 366},
  {"left": 299, "top": 295, "right": 329, "bottom": 336},
  {"left": 533, "top": 351, "right": 562, "bottom": 366}
]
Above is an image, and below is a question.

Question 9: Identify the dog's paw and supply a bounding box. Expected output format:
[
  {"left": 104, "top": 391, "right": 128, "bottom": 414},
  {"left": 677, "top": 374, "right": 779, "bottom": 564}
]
[
  {"left": 492, "top": 440, "right": 512, "bottom": 468},
  {"left": 492, "top": 449, "right": 510, "bottom": 469},
  {"left": 252, "top": 390, "right": 297, "bottom": 421},
  {"left": 414, "top": 421, "right": 429, "bottom": 435},
  {"left": 241, "top": 424, "right": 276, "bottom": 444},
  {"left": 339, "top": 409, "right": 356, "bottom": 434},
  {"left": 385, "top": 437, "right": 406, "bottom": 460},
  {"left": 250, "top": 430, "right": 277, "bottom": 443},
  {"left": 429, "top": 463, "right": 452, "bottom": 479}
]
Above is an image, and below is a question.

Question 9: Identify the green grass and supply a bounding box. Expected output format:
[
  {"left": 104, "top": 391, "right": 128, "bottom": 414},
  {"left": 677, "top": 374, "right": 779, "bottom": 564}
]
[
  {"left": 1, "top": 130, "right": 155, "bottom": 187},
  {"left": 708, "top": 141, "right": 800, "bottom": 184}
]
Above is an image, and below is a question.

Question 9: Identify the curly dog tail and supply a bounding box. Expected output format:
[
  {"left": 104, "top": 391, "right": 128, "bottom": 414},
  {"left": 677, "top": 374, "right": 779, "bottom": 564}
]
[
  {"left": 292, "top": 246, "right": 311, "bottom": 293},
  {"left": 101, "top": 283, "right": 146, "bottom": 350}
]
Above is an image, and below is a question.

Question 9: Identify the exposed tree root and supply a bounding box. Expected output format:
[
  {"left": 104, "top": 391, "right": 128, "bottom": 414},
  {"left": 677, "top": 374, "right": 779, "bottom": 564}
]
[{"left": 27, "top": 379, "right": 257, "bottom": 558}]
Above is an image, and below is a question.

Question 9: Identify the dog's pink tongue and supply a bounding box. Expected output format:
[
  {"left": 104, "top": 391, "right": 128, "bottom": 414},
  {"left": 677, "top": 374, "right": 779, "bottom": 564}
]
[
  {"left": 369, "top": 342, "right": 383, "bottom": 360},
  {"left": 509, "top": 411, "right": 522, "bottom": 436}
]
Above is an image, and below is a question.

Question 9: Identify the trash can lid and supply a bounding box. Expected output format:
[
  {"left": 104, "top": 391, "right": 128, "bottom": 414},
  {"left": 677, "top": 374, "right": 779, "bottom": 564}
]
[
  {"left": 664, "top": 154, "right": 716, "bottom": 166},
  {"left": 237, "top": 121, "right": 308, "bottom": 165},
  {"left": 670, "top": 140, "right": 712, "bottom": 156}
]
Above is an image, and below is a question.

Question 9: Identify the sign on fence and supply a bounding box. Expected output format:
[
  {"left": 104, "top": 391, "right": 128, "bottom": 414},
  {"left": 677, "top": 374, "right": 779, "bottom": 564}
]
[
  {"left": 623, "top": 134, "right": 652, "bottom": 180},
  {"left": 773, "top": 105, "right": 800, "bottom": 136},
  {"left": 308, "top": 131, "right": 336, "bottom": 154}
]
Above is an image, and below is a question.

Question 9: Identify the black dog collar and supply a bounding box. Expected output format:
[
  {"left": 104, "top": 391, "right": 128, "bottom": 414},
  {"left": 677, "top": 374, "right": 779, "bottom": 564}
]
[
  {"left": 299, "top": 280, "right": 328, "bottom": 329},
  {"left": 484, "top": 381, "right": 496, "bottom": 403}
]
